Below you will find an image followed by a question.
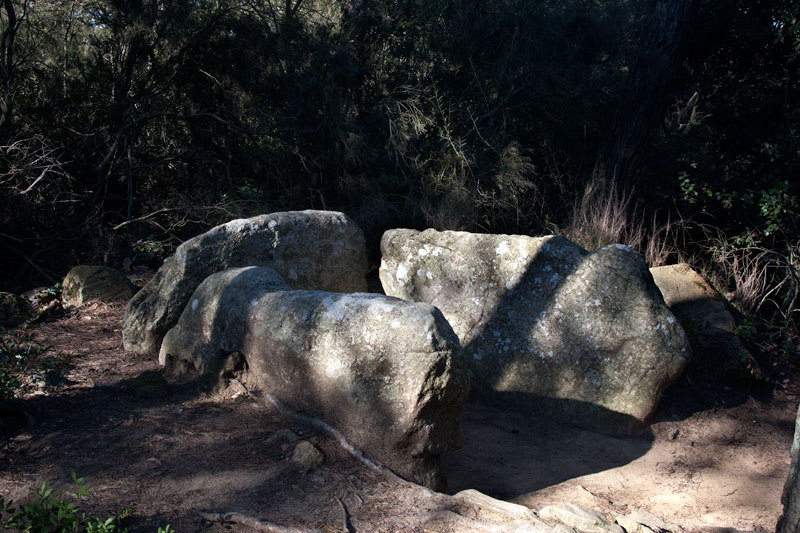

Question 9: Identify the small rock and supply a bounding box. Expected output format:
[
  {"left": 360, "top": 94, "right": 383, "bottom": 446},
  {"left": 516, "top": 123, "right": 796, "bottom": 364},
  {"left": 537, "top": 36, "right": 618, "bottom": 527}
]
[
  {"left": 621, "top": 508, "right": 681, "bottom": 533},
  {"left": 62, "top": 265, "right": 137, "bottom": 307},
  {"left": 539, "top": 504, "right": 624, "bottom": 533},
  {"left": 265, "top": 429, "right": 300, "bottom": 447},
  {"left": 292, "top": 440, "right": 325, "bottom": 469}
]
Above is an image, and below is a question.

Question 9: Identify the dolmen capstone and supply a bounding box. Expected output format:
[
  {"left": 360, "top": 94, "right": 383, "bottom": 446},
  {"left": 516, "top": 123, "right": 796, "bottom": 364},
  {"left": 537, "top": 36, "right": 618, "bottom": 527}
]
[
  {"left": 380, "top": 229, "right": 691, "bottom": 434},
  {"left": 158, "top": 266, "right": 469, "bottom": 491},
  {"left": 123, "top": 210, "right": 369, "bottom": 355}
]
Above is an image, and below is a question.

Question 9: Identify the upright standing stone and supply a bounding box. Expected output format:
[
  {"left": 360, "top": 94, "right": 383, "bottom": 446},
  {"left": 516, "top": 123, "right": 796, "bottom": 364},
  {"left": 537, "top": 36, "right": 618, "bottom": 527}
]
[
  {"left": 380, "top": 229, "right": 690, "bottom": 433},
  {"left": 122, "top": 210, "right": 369, "bottom": 355},
  {"left": 159, "top": 266, "right": 468, "bottom": 490}
]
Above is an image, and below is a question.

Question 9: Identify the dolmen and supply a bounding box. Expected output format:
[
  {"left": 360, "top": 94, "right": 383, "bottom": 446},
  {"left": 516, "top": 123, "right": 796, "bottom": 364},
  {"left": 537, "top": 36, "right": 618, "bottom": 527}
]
[
  {"left": 380, "top": 229, "right": 691, "bottom": 434},
  {"left": 125, "top": 211, "right": 692, "bottom": 490},
  {"left": 125, "top": 211, "right": 468, "bottom": 491}
]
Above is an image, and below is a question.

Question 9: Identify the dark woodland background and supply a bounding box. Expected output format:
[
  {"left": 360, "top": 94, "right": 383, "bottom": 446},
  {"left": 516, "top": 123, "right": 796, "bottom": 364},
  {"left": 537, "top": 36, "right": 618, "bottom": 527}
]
[{"left": 1, "top": 0, "right": 798, "bottom": 351}]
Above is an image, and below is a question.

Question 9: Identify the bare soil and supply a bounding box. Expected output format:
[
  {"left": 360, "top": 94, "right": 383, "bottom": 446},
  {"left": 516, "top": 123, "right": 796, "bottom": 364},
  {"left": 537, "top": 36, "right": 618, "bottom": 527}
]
[{"left": 1, "top": 299, "right": 797, "bottom": 532}]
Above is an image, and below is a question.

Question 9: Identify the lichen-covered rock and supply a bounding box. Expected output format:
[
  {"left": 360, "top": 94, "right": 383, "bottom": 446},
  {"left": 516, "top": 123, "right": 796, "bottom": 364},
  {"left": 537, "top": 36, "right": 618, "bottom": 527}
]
[
  {"left": 380, "top": 229, "right": 690, "bottom": 433},
  {"left": 0, "top": 292, "right": 31, "bottom": 328},
  {"left": 779, "top": 404, "right": 800, "bottom": 533},
  {"left": 159, "top": 266, "right": 468, "bottom": 490},
  {"left": 123, "top": 210, "right": 369, "bottom": 355},
  {"left": 650, "top": 263, "right": 760, "bottom": 383},
  {"left": 22, "top": 287, "right": 61, "bottom": 316},
  {"left": 62, "top": 266, "right": 138, "bottom": 307}
]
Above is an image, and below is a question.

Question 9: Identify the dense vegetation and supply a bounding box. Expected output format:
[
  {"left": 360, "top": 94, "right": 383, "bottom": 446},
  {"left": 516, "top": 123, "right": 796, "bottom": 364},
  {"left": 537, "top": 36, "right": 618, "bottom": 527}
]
[{"left": 1, "top": 0, "right": 798, "bottom": 351}]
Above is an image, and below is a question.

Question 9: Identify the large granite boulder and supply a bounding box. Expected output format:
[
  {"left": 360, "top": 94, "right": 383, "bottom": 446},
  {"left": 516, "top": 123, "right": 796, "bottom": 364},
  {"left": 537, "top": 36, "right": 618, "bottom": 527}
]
[
  {"left": 380, "top": 229, "right": 690, "bottom": 433},
  {"left": 0, "top": 292, "right": 31, "bottom": 328},
  {"left": 159, "top": 266, "right": 468, "bottom": 490},
  {"left": 62, "top": 266, "right": 137, "bottom": 307},
  {"left": 779, "top": 404, "right": 800, "bottom": 533},
  {"left": 123, "top": 210, "right": 369, "bottom": 355},
  {"left": 650, "top": 263, "right": 761, "bottom": 383}
]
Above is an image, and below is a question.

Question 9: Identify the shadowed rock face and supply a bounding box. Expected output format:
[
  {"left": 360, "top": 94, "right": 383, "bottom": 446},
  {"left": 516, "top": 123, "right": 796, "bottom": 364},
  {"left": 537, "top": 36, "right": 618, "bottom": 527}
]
[
  {"left": 122, "top": 210, "right": 369, "bottom": 355},
  {"left": 380, "top": 229, "right": 690, "bottom": 434},
  {"left": 159, "top": 266, "right": 469, "bottom": 491}
]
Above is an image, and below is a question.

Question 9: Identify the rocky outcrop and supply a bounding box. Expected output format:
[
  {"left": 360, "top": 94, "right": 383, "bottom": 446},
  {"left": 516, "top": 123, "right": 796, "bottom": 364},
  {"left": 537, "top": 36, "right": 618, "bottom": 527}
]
[
  {"left": 380, "top": 229, "right": 690, "bottom": 434},
  {"left": 61, "top": 266, "right": 137, "bottom": 307},
  {"left": 650, "top": 263, "right": 760, "bottom": 383},
  {"left": 123, "top": 210, "right": 369, "bottom": 355},
  {"left": 779, "top": 404, "right": 800, "bottom": 533},
  {"left": 159, "top": 266, "right": 468, "bottom": 490},
  {"left": 0, "top": 292, "right": 31, "bottom": 328}
]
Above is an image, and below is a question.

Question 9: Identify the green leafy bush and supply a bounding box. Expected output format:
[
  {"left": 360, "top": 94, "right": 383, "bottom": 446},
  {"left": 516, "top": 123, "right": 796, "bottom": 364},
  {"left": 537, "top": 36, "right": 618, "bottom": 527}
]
[
  {"left": 0, "top": 473, "right": 129, "bottom": 532},
  {"left": 0, "top": 473, "right": 173, "bottom": 532},
  {"left": 0, "top": 329, "right": 71, "bottom": 400}
]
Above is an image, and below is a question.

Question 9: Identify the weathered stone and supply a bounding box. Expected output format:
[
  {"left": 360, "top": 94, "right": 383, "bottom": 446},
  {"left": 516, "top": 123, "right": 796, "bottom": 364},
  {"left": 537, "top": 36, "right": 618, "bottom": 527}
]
[
  {"left": 0, "top": 292, "right": 31, "bottom": 328},
  {"left": 159, "top": 266, "right": 468, "bottom": 490},
  {"left": 22, "top": 287, "right": 60, "bottom": 317},
  {"left": 292, "top": 441, "right": 325, "bottom": 468},
  {"left": 539, "top": 504, "right": 623, "bottom": 533},
  {"left": 614, "top": 508, "right": 683, "bottom": 533},
  {"left": 650, "top": 263, "right": 761, "bottom": 383},
  {"left": 123, "top": 210, "right": 369, "bottom": 355},
  {"left": 265, "top": 429, "right": 300, "bottom": 448},
  {"left": 62, "top": 265, "right": 137, "bottom": 307},
  {"left": 779, "top": 404, "right": 800, "bottom": 533},
  {"left": 380, "top": 229, "right": 690, "bottom": 433}
]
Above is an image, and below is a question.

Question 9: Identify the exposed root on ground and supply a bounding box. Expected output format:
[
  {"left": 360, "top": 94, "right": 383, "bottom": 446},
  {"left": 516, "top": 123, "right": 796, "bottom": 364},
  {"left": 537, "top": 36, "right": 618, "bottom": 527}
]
[{"left": 198, "top": 511, "right": 318, "bottom": 533}]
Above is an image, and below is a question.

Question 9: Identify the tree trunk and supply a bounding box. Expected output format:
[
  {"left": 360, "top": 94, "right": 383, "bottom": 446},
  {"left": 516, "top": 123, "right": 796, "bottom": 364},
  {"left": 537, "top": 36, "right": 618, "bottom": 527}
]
[
  {"left": 601, "top": 0, "right": 699, "bottom": 189},
  {"left": 0, "top": 0, "right": 18, "bottom": 139}
]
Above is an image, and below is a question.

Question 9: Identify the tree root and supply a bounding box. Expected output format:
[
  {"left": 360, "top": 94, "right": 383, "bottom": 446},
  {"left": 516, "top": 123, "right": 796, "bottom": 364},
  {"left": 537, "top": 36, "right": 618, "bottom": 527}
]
[{"left": 198, "top": 511, "right": 318, "bottom": 533}]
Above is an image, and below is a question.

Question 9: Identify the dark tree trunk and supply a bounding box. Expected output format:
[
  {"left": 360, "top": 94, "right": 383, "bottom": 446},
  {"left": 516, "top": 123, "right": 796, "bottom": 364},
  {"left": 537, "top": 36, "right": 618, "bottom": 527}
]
[
  {"left": 601, "top": 0, "right": 699, "bottom": 189},
  {"left": 0, "top": 0, "right": 18, "bottom": 140}
]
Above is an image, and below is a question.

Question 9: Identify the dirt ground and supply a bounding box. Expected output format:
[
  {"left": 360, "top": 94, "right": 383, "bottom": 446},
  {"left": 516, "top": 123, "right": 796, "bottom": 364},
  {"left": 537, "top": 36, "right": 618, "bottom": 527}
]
[{"left": 0, "top": 300, "right": 797, "bottom": 532}]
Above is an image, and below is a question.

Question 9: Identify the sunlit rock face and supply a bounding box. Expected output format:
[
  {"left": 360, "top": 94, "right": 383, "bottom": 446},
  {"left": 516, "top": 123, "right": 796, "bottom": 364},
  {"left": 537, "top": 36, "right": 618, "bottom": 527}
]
[
  {"left": 122, "top": 210, "right": 369, "bottom": 355},
  {"left": 380, "top": 229, "right": 690, "bottom": 434},
  {"left": 650, "top": 262, "right": 760, "bottom": 383},
  {"left": 159, "top": 266, "right": 468, "bottom": 491},
  {"left": 62, "top": 266, "right": 137, "bottom": 307}
]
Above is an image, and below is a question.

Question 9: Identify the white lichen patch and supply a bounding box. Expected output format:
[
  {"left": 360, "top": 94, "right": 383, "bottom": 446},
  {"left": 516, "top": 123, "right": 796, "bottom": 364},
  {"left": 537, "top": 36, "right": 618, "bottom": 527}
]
[
  {"left": 191, "top": 299, "right": 199, "bottom": 311},
  {"left": 396, "top": 263, "right": 410, "bottom": 285},
  {"left": 267, "top": 219, "right": 278, "bottom": 229},
  {"left": 496, "top": 240, "right": 511, "bottom": 255}
]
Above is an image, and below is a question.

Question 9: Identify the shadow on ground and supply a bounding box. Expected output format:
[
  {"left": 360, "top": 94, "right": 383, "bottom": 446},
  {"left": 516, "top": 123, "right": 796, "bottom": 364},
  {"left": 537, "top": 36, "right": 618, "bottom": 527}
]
[{"left": 441, "top": 399, "right": 654, "bottom": 500}]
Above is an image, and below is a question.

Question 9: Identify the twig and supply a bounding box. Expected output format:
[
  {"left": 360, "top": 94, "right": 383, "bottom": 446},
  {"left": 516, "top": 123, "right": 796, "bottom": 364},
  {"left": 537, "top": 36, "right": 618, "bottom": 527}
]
[{"left": 198, "top": 511, "right": 318, "bottom": 533}]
